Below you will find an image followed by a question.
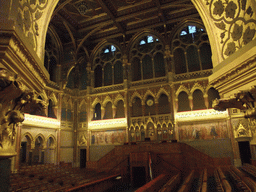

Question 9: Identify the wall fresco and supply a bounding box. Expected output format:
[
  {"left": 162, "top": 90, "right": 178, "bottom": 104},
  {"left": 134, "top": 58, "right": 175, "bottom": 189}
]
[
  {"left": 91, "top": 129, "right": 126, "bottom": 145},
  {"left": 178, "top": 121, "right": 228, "bottom": 141}
]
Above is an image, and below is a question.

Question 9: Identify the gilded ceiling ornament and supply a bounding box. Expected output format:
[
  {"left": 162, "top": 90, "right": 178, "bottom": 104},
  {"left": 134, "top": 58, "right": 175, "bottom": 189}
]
[{"left": 76, "top": 1, "right": 89, "bottom": 15}]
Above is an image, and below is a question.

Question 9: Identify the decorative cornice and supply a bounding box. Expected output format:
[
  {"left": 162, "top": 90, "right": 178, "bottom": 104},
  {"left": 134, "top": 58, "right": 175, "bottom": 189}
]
[
  {"left": 0, "top": 31, "right": 48, "bottom": 90},
  {"left": 210, "top": 56, "right": 256, "bottom": 88},
  {"left": 174, "top": 70, "right": 212, "bottom": 81}
]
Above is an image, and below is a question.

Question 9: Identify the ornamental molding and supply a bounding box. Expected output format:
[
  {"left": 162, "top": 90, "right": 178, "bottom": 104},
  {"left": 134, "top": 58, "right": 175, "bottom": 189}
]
[
  {"left": 233, "top": 122, "right": 252, "bottom": 140},
  {"left": 0, "top": 32, "right": 48, "bottom": 87},
  {"left": 174, "top": 70, "right": 212, "bottom": 81},
  {"left": 210, "top": 55, "right": 256, "bottom": 88},
  {"left": 205, "top": 0, "right": 256, "bottom": 59}
]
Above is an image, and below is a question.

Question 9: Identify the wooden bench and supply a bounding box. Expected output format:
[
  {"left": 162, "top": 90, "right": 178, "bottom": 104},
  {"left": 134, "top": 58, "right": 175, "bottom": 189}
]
[{"left": 177, "top": 170, "right": 195, "bottom": 192}]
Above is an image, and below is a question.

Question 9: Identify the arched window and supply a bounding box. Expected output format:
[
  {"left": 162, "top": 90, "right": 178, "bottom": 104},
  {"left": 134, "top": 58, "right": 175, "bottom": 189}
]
[
  {"left": 93, "top": 44, "right": 122, "bottom": 87},
  {"left": 130, "top": 34, "right": 166, "bottom": 81},
  {"left": 94, "top": 103, "right": 101, "bottom": 120},
  {"left": 208, "top": 88, "right": 220, "bottom": 108},
  {"left": 132, "top": 97, "right": 142, "bottom": 117},
  {"left": 200, "top": 43, "right": 213, "bottom": 70},
  {"left": 94, "top": 65, "right": 102, "bottom": 88},
  {"left": 154, "top": 52, "right": 165, "bottom": 77},
  {"left": 142, "top": 55, "right": 153, "bottom": 79},
  {"left": 44, "top": 32, "right": 60, "bottom": 83},
  {"left": 104, "top": 63, "right": 112, "bottom": 86},
  {"left": 115, "top": 100, "right": 125, "bottom": 118},
  {"left": 187, "top": 45, "right": 200, "bottom": 72},
  {"left": 79, "top": 61, "right": 87, "bottom": 90},
  {"left": 114, "top": 61, "right": 123, "bottom": 84},
  {"left": 104, "top": 102, "right": 113, "bottom": 119},
  {"left": 172, "top": 24, "right": 212, "bottom": 74},
  {"left": 48, "top": 99, "right": 56, "bottom": 118},
  {"left": 178, "top": 92, "right": 190, "bottom": 112},
  {"left": 132, "top": 57, "right": 141, "bottom": 81},
  {"left": 193, "top": 89, "right": 206, "bottom": 110},
  {"left": 174, "top": 48, "right": 186, "bottom": 74},
  {"left": 158, "top": 94, "right": 170, "bottom": 114}
]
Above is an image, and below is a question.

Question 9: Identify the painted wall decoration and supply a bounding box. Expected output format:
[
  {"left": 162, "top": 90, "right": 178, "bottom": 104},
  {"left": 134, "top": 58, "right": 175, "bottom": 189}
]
[
  {"left": 178, "top": 121, "right": 228, "bottom": 141},
  {"left": 91, "top": 129, "right": 126, "bottom": 145},
  {"left": 17, "top": 0, "right": 49, "bottom": 51},
  {"left": 206, "top": 0, "right": 256, "bottom": 59}
]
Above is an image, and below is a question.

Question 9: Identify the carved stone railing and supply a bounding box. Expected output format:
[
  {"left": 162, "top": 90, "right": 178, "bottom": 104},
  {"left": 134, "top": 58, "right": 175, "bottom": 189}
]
[
  {"left": 91, "top": 84, "right": 124, "bottom": 94},
  {"left": 131, "top": 77, "right": 167, "bottom": 87},
  {"left": 174, "top": 69, "right": 212, "bottom": 81}
]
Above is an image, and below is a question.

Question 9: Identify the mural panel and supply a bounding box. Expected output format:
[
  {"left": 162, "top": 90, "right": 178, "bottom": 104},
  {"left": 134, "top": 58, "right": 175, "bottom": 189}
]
[
  {"left": 91, "top": 129, "right": 126, "bottom": 145},
  {"left": 178, "top": 121, "right": 228, "bottom": 141}
]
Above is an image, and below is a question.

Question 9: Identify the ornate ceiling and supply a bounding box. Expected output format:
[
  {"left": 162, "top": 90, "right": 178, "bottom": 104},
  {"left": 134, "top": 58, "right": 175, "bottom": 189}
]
[{"left": 50, "top": 0, "right": 200, "bottom": 49}]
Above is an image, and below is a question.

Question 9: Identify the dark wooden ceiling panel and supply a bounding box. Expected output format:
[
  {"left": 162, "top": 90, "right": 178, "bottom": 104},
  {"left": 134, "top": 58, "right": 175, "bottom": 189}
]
[{"left": 50, "top": 0, "right": 200, "bottom": 51}]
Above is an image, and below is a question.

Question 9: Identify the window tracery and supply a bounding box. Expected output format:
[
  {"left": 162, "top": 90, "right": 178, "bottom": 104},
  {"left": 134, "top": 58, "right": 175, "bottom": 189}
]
[
  {"left": 93, "top": 44, "right": 123, "bottom": 87},
  {"left": 130, "top": 35, "right": 166, "bottom": 81},
  {"left": 172, "top": 24, "right": 213, "bottom": 74}
]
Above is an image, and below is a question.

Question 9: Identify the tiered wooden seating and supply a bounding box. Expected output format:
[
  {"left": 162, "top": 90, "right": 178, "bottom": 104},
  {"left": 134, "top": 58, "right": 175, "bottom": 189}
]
[
  {"left": 10, "top": 163, "right": 114, "bottom": 192},
  {"left": 229, "top": 166, "right": 252, "bottom": 191},
  {"left": 197, "top": 169, "right": 207, "bottom": 192},
  {"left": 241, "top": 163, "right": 256, "bottom": 179},
  {"left": 215, "top": 167, "right": 232, "bottom": 192},
  {"left": 177, "top": 170, "right": 195, "bottom": 192},
  {"left": 158, "top": 173, "right": 181, "bottom": 192},
  {"left": 66, "top": 173, "right": 121, "bottom": 192},
  {"left": 135, "top": 174, "right": 171, "bottom": 192}
]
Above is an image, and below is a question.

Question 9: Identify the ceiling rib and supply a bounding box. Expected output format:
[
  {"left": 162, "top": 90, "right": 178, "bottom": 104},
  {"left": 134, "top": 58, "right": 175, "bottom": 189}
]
[{"left": 96, "top": 0, "right": 125, "bottom": 34}]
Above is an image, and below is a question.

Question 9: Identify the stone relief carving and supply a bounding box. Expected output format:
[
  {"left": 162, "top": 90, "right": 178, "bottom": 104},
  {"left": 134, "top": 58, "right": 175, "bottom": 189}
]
[
  {"left": 233, "top": 122, "right": 252, "bottom": 139},
  {"left": 206, "top": 0, "right": 256, "bottom": 59},
  {"left": 17, "top": 0, "right": 48, "bottom": 51},
  {"left": 0, "top": 68, "right": 46, "bottom": 158},
  {"left": 213, "top": 85, "right": 256, "bottom": 132}
]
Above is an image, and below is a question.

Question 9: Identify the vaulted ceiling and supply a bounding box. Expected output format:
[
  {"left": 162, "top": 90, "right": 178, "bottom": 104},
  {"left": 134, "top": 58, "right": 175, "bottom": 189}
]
[{"left": 50, "top": 0, "right": 200, "bottom": 51}]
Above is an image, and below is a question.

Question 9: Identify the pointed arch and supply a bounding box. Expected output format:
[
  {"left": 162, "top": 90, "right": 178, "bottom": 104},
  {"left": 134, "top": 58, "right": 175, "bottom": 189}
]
[
  {"left": 91, "top": 97, "right": 101, "bottom": 108},
  {"left": 130, "top": 91, "right": 143, "bottom": 106},
  {"left": 156, "top": 88, "right": 171, "bottom": 102},
  {"left": 176, "top": 85, "right": 190, "bottom": 97},
  {"left": 67, "top": 98, "right": 73, "bottom": 110},
  {"left": 143, "top": 89, "right": 155, "bottom": 104},
  {"left": 78, "top": 99, "right": 87, "bottom": 111},
  {"left": 23, "top": 132, "right": 34, "bottom": 149},
  {"left": 113, "top": 94, "right": 124, "bottom": 107},
  {"left": 46, "top": 134, "right": 57, "bottom": 149},
  {"left": 102, "top": 95, "right": 113, "bottom": 107},
  {"left": 90, "top": 39, "right": 123, "bottom": 64},
  {"left": 127, "top": 29, "right": 166, "bottom": 58},
  {"left": 35, "top": 133, "right": 46, "bottom": 149},
  {"left": 48, "top": 92, "right": 58, "bottom": 106},
  {"left": 191, "top": 82, "right": 205, "bottom": 95}
]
